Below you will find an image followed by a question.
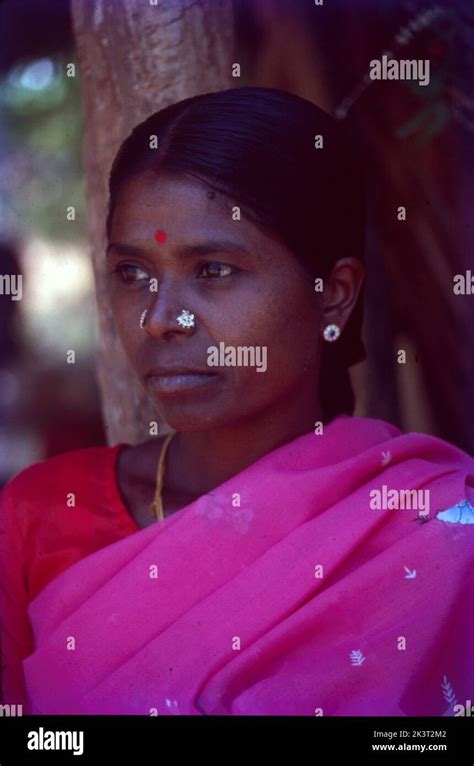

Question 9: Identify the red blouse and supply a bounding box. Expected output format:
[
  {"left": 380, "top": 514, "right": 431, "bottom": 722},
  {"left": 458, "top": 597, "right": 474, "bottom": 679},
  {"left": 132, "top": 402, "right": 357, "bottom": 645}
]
[{"left": 0, "top": 444, "right": 139, "bottom": 707}]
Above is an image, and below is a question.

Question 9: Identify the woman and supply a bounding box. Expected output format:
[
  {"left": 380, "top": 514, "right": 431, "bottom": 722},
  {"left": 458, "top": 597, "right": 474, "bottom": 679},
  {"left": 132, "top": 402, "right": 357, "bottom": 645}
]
[{"left": 1, "top": 87, "right": 473, "bottom": 716}]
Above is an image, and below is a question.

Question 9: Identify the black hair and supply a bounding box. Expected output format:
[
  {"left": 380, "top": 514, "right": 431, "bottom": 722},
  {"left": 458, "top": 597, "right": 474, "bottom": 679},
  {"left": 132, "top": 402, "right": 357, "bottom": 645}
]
[{"left": 106, "top": 86, "right": 367, "bottom": 424}]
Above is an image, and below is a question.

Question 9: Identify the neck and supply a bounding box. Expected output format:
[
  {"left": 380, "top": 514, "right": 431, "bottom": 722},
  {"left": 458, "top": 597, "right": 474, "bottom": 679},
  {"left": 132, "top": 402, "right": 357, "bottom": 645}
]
[{"left": 164, "top": 392, "right": 323, "bottom": 499}]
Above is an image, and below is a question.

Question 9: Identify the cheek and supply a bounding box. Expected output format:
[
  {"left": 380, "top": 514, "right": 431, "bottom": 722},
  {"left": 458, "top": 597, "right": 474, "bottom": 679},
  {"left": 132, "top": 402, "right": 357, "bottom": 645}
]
[
  {"left": 110, "top": 293, "right": 141, "bottom": 357},
  {"left": 214, "top": 285, "right": 318, "bottom": 382}
]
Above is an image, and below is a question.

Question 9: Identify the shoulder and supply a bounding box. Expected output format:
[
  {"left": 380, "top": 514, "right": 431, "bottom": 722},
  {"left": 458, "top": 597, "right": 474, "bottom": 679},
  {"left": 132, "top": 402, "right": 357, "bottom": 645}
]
[
  {"left": 347, "top": 415, "right": 474, "bottom": 465},
  {"left": 1, "top": 443, "right": 125, "bottom": 494},
  {"left": 0, "top": 444, "right": 134, "bottom": 602},
  {"left": 0, "top": 444, "right": 126, "bottom": 529}
]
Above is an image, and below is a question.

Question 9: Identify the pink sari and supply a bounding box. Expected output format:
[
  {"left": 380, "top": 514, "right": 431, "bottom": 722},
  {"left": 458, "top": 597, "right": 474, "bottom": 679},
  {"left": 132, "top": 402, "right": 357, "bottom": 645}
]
[{"left": 22, "top": 415, "right": 474, "bottom": 715}]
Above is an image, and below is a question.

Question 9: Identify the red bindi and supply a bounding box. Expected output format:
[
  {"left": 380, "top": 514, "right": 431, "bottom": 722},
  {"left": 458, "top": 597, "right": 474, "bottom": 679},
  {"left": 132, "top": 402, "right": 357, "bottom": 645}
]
[{"left": 154, "top": 229, "right": 167, "bottom": 244}]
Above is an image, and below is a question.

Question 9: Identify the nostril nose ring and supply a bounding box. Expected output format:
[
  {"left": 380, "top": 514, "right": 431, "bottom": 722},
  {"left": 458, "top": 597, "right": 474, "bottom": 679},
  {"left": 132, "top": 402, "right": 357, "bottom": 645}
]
[
  {"left": 139, "top": 309, "right": 148, "bottom": 329},
  {"left": 176, "top": 309, "right": 195, "bottom": 329}
]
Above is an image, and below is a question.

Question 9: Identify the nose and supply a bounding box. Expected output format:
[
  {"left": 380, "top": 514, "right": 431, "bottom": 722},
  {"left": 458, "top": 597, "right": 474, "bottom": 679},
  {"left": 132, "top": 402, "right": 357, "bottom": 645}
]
[{"left": 144, "top": 281, "right": 195, "bottom": 337}]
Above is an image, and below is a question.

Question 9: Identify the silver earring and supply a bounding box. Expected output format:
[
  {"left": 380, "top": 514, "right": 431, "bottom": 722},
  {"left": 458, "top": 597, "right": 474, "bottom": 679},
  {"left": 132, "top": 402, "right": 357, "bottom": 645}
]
[
  {"left": 323, "top": 323, "right": 341, "bottom": 342},
  {"left": 176, "top": 309, "right": 195, "bottom": 329},
  {"left": 139, "top": 309, "right": 148, "bottom": 329}
]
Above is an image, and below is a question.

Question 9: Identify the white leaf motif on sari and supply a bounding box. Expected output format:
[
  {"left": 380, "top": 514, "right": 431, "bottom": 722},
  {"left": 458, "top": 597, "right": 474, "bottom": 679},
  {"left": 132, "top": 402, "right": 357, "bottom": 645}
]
[{"left": 195, "top": 492, "right": 255, "bottom": 534}]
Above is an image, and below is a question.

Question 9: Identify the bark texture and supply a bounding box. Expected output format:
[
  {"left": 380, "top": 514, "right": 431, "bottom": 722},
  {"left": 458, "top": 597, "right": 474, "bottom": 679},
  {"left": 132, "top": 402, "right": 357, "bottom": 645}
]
[{"left": 71, "top": 0, "right": 235, "bottom": 444}]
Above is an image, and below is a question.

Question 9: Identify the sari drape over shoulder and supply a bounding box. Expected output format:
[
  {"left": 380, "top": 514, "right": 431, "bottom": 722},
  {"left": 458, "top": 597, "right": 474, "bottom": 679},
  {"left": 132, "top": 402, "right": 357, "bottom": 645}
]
[{"left": 2, "top": 415, "right": 474, "bottom": 715}]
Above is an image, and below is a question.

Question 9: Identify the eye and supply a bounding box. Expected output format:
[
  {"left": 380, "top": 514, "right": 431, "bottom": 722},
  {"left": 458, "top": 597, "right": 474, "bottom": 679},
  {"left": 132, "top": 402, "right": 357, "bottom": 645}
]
[
  {"left": 112, "top": 263, "right": 150, "bottom": 284},
  {"left": 197, "top": 261, "right": 236, "bottom": 279}
]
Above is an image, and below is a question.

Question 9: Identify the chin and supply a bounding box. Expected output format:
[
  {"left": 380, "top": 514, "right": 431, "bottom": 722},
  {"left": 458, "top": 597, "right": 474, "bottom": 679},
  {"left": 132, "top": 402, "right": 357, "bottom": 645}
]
[
  {"left": 150, "top": 400, "right": 228, "bottom": 432},
  {"left": 154, "top": 399, "right": 251, "bottom": 433}
]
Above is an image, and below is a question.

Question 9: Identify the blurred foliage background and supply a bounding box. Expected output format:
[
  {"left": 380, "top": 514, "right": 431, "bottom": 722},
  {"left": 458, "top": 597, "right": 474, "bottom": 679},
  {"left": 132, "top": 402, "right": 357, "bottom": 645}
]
[{"left": 0, "top": 5, "right": 105, "bottom": 484}]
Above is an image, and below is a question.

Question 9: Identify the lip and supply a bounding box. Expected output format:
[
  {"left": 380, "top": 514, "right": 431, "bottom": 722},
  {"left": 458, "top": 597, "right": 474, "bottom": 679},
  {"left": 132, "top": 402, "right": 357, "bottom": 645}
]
[
  {"left": 146, "top": 367, "right": 216, "bottom": 376},
  {"left": 146, "top": 369, "right": 220, "bottom": 394}
]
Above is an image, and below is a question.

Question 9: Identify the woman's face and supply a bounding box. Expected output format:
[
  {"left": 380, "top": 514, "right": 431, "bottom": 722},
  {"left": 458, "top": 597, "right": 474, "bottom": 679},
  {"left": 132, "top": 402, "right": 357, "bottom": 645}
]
[{"left": 106, "top": 172, "right": 356, "bottom": 432}]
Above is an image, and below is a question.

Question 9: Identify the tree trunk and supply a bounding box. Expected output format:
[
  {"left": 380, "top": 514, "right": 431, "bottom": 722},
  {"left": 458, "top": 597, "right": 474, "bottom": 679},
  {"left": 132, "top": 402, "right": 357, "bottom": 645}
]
[{"left": 70, "top": 0, "right": 235, "bottom": 445}]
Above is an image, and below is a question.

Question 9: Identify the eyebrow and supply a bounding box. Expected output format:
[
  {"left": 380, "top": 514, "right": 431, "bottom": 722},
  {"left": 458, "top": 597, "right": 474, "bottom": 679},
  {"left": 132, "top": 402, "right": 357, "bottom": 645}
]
[{"left": 106, "top": 240, "right": 252, "bottom": 260}]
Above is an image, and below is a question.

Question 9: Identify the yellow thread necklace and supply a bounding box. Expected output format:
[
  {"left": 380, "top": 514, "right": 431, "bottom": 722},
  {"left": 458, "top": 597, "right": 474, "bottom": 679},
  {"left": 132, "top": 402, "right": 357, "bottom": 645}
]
[{"left": 149, "top": 431, "right": 176, "bottom": 521}]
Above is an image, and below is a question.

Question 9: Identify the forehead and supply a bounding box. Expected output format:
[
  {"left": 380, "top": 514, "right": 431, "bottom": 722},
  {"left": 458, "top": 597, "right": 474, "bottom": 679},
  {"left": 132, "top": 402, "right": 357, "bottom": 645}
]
[{"left": 110, "top": 172, "right": 262, "bottom": 247}]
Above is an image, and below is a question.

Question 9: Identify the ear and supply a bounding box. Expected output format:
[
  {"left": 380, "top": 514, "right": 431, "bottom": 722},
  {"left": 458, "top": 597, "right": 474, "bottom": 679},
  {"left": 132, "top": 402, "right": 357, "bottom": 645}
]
[{"left": 321, "top": 258, "right": 365, "bottom": 332}]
